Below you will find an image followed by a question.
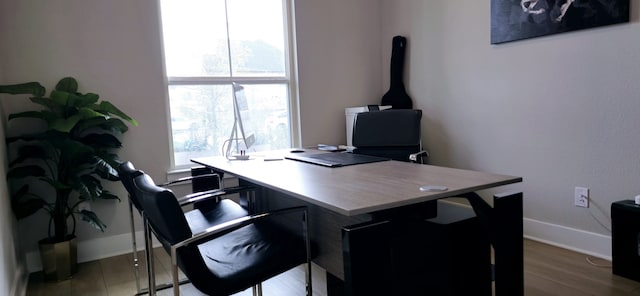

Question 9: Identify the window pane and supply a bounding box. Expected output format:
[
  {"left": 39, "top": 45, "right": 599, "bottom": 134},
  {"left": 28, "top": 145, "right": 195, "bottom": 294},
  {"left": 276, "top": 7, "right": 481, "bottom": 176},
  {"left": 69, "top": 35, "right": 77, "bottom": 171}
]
[
  {"left": 169, "top": 84, "right": 291, "bottom": 166},
  {"left": 160, "top": 0, "right": 230, "bottom": 77},
  {"left": 227, "top": 0, "right": 286, "bottom": 77}
]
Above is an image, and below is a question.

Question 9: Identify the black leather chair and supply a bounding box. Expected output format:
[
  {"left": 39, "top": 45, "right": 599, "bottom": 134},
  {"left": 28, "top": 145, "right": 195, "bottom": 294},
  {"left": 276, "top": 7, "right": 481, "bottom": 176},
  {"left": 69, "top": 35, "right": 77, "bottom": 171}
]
[
  {"left": 133, "top": 172, "right": 312, "bottom": 296},
  {"left": 118, "top": 161, "right": 250, "bottom": 295},
  {"left": 352, "top": 109, "right": 428, "bottom": 163}
]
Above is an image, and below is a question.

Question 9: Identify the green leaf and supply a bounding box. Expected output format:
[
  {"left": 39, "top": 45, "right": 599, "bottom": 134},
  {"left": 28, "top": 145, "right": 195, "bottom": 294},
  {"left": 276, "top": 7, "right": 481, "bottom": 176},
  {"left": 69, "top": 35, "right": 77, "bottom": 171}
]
[
  {"left": 8, "top": 145, "right": 51, "bottom": 169},
  {"left": 50, "top": 114, "right": 82, "bottom": 132},
  {"left": 40, "top": 177, "right": 71, "bottom": 191},
  {"left": 10, "top": 185, "right": 47, "bottom": 219},
  {"left": 50, "top": 90, "right": 70, "bottom": 106},
  {"left": 78, "top": 107, "right": 107, "bottom": 120},
  {"left": 102, "top": 118, "right": 129, "bottom": 134},
  {"left": 74, "top": 117, "right": 129, "bottom": 135},
  {"left": 57, "top": 139, "right": 95, "bottom": 166},
  {"left": 12, "top": 197, "right": 47, "bottom": 219},
  {"left": 55, "top": 77, "right": 78, "bottom": 93},
  {"left": 0, "top": 82, "right": 46, "bottom": 97},
  {"left": 75, "top": 93, "right": 100, "bottom": 107},
  {"left": 78, "top": 210, "right": 107, "bottom": 232},
  {"left": 39, "top": 110, "right": 63, "bottom": 126},
  {"left": 29, "top": 97, "right": 62, "bottom": 112},
  {"left": 7, "top": 165, "right": 46, "bottom": 179},
  {"left": 6, "top": 134, "right": 46, "bottom": 148},
  {"left": 99, "top": 191, "right": 121, "bottom": 201},
  {"left": 76, "top": 174, "right": 102, "bottom": 200},
  {"left": 7, "top": 111, "right": 45, "bottom": 121},
  {"left": 97, "top": 101, "right": 138, "bottom": 126},
  {"left": 81, "top": 133, "right": 122, "bottom": 149},
  {"left": 93, "top": 156, "right": 120, "bottom": 181}
]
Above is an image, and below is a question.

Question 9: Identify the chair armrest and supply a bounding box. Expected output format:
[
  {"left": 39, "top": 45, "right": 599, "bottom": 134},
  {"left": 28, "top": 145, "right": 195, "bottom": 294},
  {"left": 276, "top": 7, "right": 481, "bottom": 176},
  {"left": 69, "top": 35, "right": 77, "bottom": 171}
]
[
  {"left": 173, "top": 206, "right": 307, "bottom": 250},
  {"left": 409, "top": 150, "right": 429, "bottom": 163},
  {"left": 159, "top": 173, "right": 221, "bottom": 188},
  {"left": 176, "top": 185, "right": 254, "bottom": 207}
]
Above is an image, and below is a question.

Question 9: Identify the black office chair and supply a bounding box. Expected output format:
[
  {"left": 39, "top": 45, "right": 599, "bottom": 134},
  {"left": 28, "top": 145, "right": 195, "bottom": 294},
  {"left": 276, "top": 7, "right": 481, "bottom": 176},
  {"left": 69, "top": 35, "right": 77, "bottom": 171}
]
[
  {"left": 118, "top": 161, "right": 250, "bottom": 295},
  {"left": 351, "top": 109, "right": 428, "bottom": 163},
  {"left": 132, "top": 172, "right": 312, "bottom": 296}
]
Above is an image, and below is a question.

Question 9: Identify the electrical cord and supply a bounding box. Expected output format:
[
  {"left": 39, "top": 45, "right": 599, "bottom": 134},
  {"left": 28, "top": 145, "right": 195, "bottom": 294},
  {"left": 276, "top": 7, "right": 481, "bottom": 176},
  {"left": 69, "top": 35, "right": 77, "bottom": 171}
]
[
  {"left": 584, "top": 256, "right": 612, "bottom": 268},
  {"left": 588, "top": 210, "right": 611, "bottom": 233},
  {"left": 221, "top": 138, "right": 242, "bottom": 160},
  {"left": 579, "top": 198, "right": 613, "bottom": 268},
  {"left": 587, "top": 198, "right": 612, "bottom": 233}
]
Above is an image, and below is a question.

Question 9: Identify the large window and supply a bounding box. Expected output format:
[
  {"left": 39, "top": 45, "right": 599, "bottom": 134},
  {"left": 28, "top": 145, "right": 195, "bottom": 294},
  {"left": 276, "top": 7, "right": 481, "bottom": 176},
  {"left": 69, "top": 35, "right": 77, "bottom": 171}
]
[{"left": 159, "top": 0, "right": 297, "bottom": 168}]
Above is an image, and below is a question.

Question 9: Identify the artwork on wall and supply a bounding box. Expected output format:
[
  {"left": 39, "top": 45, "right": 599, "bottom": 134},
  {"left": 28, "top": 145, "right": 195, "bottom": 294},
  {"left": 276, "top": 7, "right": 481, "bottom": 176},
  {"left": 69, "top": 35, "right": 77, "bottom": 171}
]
[{"left": 491, "top": 0, "right": 630, "bottom": 44}]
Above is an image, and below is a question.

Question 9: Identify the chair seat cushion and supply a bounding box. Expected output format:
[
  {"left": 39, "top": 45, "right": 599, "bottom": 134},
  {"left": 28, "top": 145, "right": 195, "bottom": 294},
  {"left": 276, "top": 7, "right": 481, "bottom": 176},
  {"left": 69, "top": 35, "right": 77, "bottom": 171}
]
[{"left": 193, "top": 222, "right": 307, "bottom": 295}]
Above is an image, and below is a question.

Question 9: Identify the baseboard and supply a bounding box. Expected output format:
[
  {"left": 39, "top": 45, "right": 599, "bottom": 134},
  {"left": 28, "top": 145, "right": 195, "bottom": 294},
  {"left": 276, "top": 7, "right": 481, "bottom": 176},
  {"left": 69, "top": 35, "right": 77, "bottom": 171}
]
[
  {"left": 438, "top": 200, "right": 613, "bottom": 260},
  {"left": 11, "top": 263, "right": 28, "bottom": 296},
  {"left": 524, "top": 217, "right": 612, "bottom": 261},
  {"left": 25, "top": 231, "right": 160, "bottom": 274},
  {"left": 25, "top": 215, "right": 613, "bottom": 273}
]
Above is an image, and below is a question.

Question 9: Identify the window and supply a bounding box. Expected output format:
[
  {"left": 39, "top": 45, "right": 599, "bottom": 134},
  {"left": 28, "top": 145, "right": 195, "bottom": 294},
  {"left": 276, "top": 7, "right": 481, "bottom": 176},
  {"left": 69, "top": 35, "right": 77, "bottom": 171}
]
[{"left": 159, "top": 0, "right": 297, "bottom": 168}]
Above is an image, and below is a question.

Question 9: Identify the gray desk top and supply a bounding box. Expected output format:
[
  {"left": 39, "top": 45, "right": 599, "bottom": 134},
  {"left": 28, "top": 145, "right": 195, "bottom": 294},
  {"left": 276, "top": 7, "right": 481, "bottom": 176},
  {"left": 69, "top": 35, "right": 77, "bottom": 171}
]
[{"left": 192, "top": 154, "right": 522, "bottom": 216}]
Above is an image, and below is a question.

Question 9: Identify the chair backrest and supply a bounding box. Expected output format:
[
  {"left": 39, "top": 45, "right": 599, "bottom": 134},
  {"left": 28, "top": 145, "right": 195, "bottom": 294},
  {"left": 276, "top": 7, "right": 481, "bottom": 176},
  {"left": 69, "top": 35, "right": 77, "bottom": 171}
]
[
  {"left": 118, "top": 161, "right": 144, "bottom": 210},
  {"left": 352, "top": 109, "right": 422, "bottom": 162},
  {"left": 133, "top": 173, "right": 193, "bottom": 245},
  {"left": 190, "top": 166, "right": 223, "bottom": 192}
]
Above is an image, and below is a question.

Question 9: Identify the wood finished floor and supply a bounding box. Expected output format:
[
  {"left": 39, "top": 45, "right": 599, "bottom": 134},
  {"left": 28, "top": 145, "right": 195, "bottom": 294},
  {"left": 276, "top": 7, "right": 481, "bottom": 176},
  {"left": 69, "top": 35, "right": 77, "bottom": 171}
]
[{"left": 26, "top": 239, "right": 640, "bottom": 296}]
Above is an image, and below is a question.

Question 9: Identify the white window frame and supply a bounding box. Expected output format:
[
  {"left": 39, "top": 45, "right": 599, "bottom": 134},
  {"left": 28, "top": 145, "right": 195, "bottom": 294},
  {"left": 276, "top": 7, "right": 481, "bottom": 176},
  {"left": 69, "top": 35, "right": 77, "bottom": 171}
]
[{"left": 159, "top": 0, "right": 301, "bottom": 170}]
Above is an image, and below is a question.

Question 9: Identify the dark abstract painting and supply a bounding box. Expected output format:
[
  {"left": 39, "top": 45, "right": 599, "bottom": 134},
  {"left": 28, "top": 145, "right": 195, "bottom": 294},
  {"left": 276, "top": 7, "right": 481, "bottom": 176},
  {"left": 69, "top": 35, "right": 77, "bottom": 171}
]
[{"left": 491, "top": 0, "right": 630, "bottom": 44}]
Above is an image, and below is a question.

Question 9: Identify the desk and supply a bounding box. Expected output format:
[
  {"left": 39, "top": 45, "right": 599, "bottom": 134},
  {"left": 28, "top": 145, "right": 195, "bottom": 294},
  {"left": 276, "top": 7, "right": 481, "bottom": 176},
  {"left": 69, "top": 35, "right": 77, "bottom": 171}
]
[{"left": 192, "top": 154, "right": 523, "bottom": 295}]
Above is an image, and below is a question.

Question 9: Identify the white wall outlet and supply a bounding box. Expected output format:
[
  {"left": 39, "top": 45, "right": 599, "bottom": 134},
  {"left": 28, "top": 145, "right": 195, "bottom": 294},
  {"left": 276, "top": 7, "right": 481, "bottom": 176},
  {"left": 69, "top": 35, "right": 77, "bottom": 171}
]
[{"left": 574, "top": 187, "right": 589, "bottom": 208}]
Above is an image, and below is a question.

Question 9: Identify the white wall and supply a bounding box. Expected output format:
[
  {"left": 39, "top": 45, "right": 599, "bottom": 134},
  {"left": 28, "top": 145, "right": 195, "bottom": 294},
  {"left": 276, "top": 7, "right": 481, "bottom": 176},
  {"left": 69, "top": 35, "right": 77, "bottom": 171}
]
[
  {"left": 0, "top": 3, "right": 28, "bottom": 293},
  {"left": 380, "top": 0, "right": 640, "bottom": 256},
  {"left": 295, "top": 0, "right": 383, "bottom": 146},
  {"left": 0, "top": 105, "right": 27, "bottom": 296},
  {"left": 0, "top": 94, "right": 25, "bottom": 295}
]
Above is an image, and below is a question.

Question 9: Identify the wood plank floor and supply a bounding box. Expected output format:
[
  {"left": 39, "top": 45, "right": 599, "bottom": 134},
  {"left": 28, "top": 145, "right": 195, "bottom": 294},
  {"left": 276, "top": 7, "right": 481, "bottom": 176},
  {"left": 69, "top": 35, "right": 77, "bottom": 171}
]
[{"left": 26, "top": 239, "right": 640, "bottom": 296}]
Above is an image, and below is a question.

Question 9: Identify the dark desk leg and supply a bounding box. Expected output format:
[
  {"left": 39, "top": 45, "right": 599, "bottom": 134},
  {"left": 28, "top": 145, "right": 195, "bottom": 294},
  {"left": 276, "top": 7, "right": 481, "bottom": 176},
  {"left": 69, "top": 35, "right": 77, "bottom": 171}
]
[
  {"left": 494, "top": 192, "right": 524, "bottom": 296},
  {"left": 326, "top": 272, "right": 345, "bottom": 296},
  {"left": 462, "top": 191, "right": 524, "bottom": 296},
  {"left": 342, "top": 220, "right": 393, "bottom": 296}
]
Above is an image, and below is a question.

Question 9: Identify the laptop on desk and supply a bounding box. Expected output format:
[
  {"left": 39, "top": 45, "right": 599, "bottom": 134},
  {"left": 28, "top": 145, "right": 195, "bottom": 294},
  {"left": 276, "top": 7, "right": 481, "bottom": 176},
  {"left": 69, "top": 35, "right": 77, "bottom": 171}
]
[{"left": 285, "top": 152, "right": 389, "bottom": 167}]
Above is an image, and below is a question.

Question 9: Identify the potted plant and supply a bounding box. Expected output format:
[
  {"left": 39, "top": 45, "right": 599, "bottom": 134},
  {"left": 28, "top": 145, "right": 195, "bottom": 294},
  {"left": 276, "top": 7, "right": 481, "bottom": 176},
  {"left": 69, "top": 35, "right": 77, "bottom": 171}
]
[{"left": 0, "top": 77, "right": 138, "bottom": 281}]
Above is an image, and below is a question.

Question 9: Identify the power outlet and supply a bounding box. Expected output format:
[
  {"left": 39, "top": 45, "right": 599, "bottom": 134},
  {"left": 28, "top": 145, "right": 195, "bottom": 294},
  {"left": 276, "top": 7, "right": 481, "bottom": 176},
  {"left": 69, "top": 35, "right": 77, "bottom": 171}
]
[{"left": 574, "top": 187, "right": 589, "bottom": 208}]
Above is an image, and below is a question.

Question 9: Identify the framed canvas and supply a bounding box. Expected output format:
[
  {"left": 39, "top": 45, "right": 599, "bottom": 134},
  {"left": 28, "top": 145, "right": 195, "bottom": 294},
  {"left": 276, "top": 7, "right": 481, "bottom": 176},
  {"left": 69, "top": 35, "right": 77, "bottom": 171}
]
[{"left": 491, "top": 0, "right": 630, "bottom": 44}]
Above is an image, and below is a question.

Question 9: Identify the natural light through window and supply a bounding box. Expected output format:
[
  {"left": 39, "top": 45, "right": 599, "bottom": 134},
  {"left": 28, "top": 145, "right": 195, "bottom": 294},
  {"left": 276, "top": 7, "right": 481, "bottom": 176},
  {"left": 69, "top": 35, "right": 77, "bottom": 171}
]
[{"left": 159, "top": 0, "right": 295, "bottom": 168}]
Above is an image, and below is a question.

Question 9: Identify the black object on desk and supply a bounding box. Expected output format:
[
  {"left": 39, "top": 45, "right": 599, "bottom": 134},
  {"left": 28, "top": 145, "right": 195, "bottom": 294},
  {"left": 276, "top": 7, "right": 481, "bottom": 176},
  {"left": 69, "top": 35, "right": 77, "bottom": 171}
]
[
  {"left": 612, "top": 200, "right": 640, "bottom": 282},
  {"left": 285, "top": 152, "right": 389, "bottom": 167}
]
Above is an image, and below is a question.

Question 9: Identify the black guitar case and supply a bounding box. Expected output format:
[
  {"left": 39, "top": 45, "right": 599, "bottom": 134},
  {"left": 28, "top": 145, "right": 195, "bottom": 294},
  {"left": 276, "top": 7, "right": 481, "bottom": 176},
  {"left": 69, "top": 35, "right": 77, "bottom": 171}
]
[{"left": 381, "top": 36, "right": 413, "bottom": 109}]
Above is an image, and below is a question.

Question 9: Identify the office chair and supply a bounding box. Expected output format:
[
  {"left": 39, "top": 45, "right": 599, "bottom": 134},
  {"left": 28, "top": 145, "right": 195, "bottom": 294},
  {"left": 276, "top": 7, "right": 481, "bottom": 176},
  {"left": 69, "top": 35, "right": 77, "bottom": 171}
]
[
  {"left": 351, "top": 109, "right": 428, "bottom": 163},
  {"left": 118, "top": 161, "right": 250, "bottom": 295},
  {"left": 132, "top": 172, "right": 312, "bottom": 296}
]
